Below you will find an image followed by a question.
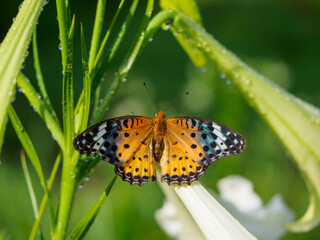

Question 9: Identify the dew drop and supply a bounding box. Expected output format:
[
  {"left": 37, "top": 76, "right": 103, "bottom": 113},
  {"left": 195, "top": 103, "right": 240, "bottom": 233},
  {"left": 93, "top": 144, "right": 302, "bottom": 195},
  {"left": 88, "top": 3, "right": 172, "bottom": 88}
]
[
  {"left": 17, "top": 88, "right": 22, "bottom": 93},
  {"left": 122, "top": 77, "right": 127, "bottom": 82},
  {"left": 78, "top": 184, "right": 84, "bottom": 189},
  {"left": 164, "top": 21, "right": 172, "bottom": 31},
  {"left": 225, "top": 79, "right": 231, "bottom": 85},
  {"left": 84, "top": 177, "right": 90, "bottom": 182},
  {"left": 148, "top": 37, "right": 153, "bottom": 42},
  {"left": 199, "top": 66, "right": 207, "bottom": 73},
  {"left": 220, "top": 73, "right": 226, "bottom": 79}
]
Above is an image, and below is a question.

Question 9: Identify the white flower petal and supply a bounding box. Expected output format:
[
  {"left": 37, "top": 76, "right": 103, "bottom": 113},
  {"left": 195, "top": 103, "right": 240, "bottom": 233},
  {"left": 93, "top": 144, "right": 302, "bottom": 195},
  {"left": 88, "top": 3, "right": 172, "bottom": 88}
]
[
  {"left": 156, "top": 173, "right": 256, "bottom": 240},
  {"left": 217, "top": 175, "right": 295, "bottom": 240}
]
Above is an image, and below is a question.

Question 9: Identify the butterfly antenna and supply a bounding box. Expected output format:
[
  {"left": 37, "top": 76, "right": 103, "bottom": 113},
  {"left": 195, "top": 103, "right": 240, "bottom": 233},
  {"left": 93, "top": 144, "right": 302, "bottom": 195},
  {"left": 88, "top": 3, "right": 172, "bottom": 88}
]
[
  {"left": 143, "top": 82, "right": 160, "bottom": 111},
  {"left": 164, "top": 91, "right": 189, "bottom": 112}
]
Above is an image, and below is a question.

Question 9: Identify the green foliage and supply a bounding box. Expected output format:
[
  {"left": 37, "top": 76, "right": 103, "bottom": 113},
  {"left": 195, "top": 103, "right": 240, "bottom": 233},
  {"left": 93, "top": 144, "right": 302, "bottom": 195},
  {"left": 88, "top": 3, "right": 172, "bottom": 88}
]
[
  {"left": 0, "top": 0, "right": 319, "bottom": 239},
  {"left": 0, "top": 0, "right": 46, "bottom": 154}
]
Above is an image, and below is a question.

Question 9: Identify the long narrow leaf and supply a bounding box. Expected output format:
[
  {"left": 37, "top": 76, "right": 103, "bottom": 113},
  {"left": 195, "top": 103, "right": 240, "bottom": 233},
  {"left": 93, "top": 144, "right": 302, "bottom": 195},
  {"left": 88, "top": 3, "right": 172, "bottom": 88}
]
[
  {"left": 32, "top": 29, "right": 59, "bottom": 124},
  {"left": 30, "top": 153, "right": 62, "bottom": 240},
  {"left": 67, "top": 176, "right": 117, "bottom": 240},
  {"left": 93, "top": 0, "right": 126, "bottom": 71},
  {"left": 62, "top": 15, "right": 75, "bottom": 156},
  {"left": 88, "top": 0, "right": 107, "bottom": 71},
  {"left": 8, "top": 105, "right": 55, "bottom": 227},
  {"left": 0, "top": 0, "right": 46, "bottom": 154},
  {"left": 90, "top": 0, "right": 127, "bottom": 98},
  {"left": 21, "top": 150, "right": 39, "bottom": 219},
  {"left": 17, "top": 73, "right": 64, "bottom": 150},
  {"left": 75, "top": 24, "right": 91, "bottom": 134}
]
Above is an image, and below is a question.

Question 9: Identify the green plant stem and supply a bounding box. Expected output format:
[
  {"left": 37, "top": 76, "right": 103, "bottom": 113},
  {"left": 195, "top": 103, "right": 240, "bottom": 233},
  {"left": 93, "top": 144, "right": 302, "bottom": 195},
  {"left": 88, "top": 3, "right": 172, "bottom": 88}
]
[
  {"left": 53, "top": 16, "right": 76, "bottom": 240},
  {"left": 56, "top": 0, "right": 70, "bottom": 68},
  {"left": 53, "top": 158, "right": 79, "bottom": 240}
]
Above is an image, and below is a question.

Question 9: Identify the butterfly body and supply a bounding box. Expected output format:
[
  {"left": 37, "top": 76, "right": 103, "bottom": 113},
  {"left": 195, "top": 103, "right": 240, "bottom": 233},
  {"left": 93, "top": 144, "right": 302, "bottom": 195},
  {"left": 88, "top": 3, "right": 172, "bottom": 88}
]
[
  {"left": 74, "top": 111, "right": 246, "bottom": 186},
  {"left": 152, "top": 110, "right": 167, "bottom": 161}
]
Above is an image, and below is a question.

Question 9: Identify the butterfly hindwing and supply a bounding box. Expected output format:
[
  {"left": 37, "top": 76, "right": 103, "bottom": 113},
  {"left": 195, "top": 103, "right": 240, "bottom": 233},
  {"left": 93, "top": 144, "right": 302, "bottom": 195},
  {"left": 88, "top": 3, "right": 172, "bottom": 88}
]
[
  {"left": 73, "top": 116, "right": 153, "bottom": 166},
  {"left": 160, "top": 133, "right": 208, "bottom": 186},
  {"left": 115, "top": 132, "right": 156, "bottom": 186}
]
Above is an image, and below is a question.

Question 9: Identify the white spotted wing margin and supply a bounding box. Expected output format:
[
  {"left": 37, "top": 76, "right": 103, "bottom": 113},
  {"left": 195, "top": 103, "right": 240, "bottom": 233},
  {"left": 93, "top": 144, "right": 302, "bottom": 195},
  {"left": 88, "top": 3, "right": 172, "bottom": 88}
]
[
  {"left": 73, "top": 116, "right": 153, "bottom": 166},
  {"left": 166, "top": 116, "right": 247, "bottom": 167}
]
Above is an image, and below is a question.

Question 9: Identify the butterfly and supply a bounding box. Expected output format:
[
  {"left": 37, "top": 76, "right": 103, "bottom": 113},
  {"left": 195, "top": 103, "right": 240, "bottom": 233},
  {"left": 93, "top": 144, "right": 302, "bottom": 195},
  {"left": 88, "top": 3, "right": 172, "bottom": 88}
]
[{"left": 73, "top": 110, "right": 246, "bottom": 186}]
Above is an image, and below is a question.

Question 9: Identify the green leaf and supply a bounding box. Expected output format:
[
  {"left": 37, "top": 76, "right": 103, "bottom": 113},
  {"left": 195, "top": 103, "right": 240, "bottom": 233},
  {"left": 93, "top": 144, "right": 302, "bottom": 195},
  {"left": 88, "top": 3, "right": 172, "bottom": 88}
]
[
  {"left": 88, "top": 0, "right": 107, "bottom": 70},
  {"left": 75, "top": 24, "right": 91, "bottom": 134},
  {"left": 67, "top": 176, "right": 117, "bottom": 240},
  {"left": 17, "top": 73, "right": 64, "bottom": 150},
  {"left": 30, "top": 153, "right": 62, "bottom": 240},
  {"left": 0, "top": 0, "right": 46, "bottom": 154},
  {"left": 33, "top": 29, "right": 59, "bottom": 125},
  {"left": 166, "top": 11, "right": 320, "bottom": 232},
  {"left": 8, "top": 105, "right": 55, "bottom": 227},
  {"left": 90, "top": 0, "right": 135, "bottom": 99},
  {"left": 62, "top": 15, "right": 75, "bottom": 157},
  {"left": 160, "top": 0, "right": 206, "bottom": 68},
  {"left": 160, "top": 0, "right": 202, "bottom": 25},
  {"left": 21, "top": 150, "right": 39, "bottom": 219}
]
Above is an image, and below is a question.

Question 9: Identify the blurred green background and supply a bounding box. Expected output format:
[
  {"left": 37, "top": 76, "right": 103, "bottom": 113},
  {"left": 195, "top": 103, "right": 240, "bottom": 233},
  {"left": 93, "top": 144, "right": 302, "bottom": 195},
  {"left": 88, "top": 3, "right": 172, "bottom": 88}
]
[{"left": 1, "top": 0, "right": 320, "bottom": 239}]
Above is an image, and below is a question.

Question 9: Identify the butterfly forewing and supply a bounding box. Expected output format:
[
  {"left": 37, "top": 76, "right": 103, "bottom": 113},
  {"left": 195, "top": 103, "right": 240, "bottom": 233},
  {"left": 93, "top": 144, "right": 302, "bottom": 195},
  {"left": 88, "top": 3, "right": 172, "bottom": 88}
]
[
  {"left": 165, "top": 116, "right": 246, "bottom": 167},
  {"left": 73, "top": 116, "right": 153, "bottom": 167}
]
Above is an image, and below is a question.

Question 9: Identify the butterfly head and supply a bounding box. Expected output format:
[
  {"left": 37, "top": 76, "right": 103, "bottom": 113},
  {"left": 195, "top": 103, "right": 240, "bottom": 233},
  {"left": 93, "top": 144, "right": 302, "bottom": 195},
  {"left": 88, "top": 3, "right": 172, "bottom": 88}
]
[{"left": 155, "top": 110, "right": 165, "bottom": 119}]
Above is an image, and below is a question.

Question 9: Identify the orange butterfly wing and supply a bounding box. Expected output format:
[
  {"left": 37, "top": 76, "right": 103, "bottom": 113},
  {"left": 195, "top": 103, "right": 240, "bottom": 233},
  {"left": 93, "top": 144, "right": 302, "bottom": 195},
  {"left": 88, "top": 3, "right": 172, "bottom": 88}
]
[
  {"left": 74, "top": 116, "right": 156, "bottom": 186},
  {"left": 160, "top": 117, "right": 246, "bottom": 186}
]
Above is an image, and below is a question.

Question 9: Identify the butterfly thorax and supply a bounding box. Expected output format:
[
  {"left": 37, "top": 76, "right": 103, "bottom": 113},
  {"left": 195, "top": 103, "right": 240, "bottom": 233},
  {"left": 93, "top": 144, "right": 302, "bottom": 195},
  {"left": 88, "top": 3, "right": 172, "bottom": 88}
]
[{"left": 152, "top": 111, "right": 167, "bottom": 161}]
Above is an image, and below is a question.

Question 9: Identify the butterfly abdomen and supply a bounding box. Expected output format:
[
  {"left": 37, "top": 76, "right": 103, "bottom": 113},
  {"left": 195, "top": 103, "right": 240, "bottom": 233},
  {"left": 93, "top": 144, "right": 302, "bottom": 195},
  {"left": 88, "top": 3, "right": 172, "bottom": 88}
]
[{"left": 152, "top": 111, "right": 167, "bottom": 161}]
